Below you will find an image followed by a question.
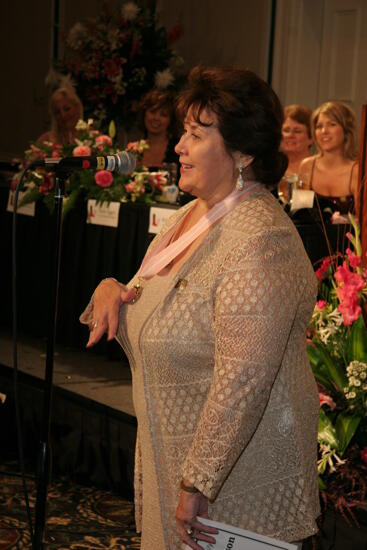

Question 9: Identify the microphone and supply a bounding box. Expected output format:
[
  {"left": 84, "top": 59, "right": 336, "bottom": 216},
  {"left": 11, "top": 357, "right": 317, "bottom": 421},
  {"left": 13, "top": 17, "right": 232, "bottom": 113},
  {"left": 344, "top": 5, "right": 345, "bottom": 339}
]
[{"left": 31, "top": 151, "right": 136, "bottom": 175}]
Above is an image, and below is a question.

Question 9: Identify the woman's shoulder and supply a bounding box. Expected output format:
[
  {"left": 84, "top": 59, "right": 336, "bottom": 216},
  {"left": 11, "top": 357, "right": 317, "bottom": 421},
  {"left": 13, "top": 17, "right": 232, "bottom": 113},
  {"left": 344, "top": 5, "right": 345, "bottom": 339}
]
[
  {"left": 299, "top": 155, "right": 317, "bottom": 172},
  {"left": 224, "top": 188, "right": 295, "bottom": 236}
]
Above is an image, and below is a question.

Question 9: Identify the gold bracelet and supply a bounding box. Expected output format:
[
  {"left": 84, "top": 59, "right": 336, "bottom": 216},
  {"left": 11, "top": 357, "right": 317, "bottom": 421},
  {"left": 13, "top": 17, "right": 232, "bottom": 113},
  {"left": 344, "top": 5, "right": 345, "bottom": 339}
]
[{"left": 180, "top": 480, "right": 199, "bottom": 493}]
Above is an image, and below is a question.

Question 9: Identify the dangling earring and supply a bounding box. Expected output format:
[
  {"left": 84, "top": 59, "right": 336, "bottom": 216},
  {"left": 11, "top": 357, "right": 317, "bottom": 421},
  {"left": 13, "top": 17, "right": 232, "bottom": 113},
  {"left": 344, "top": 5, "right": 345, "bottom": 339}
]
[{"left": 236, "top": 163, "right": 244, "bottom": 191}]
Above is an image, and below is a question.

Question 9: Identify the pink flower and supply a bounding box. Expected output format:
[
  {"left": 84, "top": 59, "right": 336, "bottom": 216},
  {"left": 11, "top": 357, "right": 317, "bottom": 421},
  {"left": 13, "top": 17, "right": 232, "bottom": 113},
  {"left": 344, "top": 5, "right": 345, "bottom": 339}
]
[
  {"left": 346, "top": 247, "right": 361, "bottom": 268},
  {"left": 361, "top": 447, "right": 367, "bottom": 465},
  {"left": 94, "top": 170, "right": 113, "bottom": 188},
  {"left": 317, "top": 300, "right": 327, "bottom": 309},
  {"left": 126, "top": 141, "right": 139, "bottom": 153},
  {"left": 125, "top": 182, "right": 135, "bottom": 193},
  {"left": 334, "top": 262, "right": 364, "bottom": 291},
  {"left": 96, "top": 135, "right": 113, "bottom": 147},
  {"left": 73, "top": 145, "right": 91, "bottom": 157},
  {"left": 319, "top": 393, "right": 336, "bottom": 410},
  {"left": 315, "top": 257, "right": 331, "bottom": 281}
]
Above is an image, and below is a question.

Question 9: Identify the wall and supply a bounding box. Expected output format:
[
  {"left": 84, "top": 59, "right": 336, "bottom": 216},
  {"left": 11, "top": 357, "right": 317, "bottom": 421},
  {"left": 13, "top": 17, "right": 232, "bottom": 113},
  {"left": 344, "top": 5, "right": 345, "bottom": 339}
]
[{"left": 0, "top": 0, "right": 272, "bottom": 159}]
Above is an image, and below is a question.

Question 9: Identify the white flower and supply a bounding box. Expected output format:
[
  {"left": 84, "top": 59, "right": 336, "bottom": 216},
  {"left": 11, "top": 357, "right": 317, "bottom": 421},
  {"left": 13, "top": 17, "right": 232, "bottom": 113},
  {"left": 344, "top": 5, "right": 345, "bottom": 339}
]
[
  {"left": 155, "top": 68, "right": 174, "bottom": 89},
  {"left": 67, "top": 22, "right": 88, "bottom": 49},
  {"left": 121, "top": 2, "right": 139, "bottom": 21}
]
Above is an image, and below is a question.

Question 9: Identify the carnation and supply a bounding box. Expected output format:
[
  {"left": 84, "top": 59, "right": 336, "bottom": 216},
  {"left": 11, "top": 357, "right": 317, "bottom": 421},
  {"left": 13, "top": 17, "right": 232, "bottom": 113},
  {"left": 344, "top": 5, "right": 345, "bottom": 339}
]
[
  {"left": 94, "top": 170, "right": 113, "bottom": 188},
  {"left": 155, "top": 68, "right": 175, "bottom": 89},
  {"left": 73, "top": 145, "right": 92, "bottom": 157}
]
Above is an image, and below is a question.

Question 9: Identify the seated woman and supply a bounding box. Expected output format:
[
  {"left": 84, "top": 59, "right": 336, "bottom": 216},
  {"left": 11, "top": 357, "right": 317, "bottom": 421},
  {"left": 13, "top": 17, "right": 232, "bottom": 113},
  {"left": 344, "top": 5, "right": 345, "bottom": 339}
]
[
  {"left": 281, "top": 104, "right": 313, "bottom": 176},
  {"left": 299, "top": 101, "right": 359, "bottom": 217},
  {"left": 38, "top": 86, "right": 83, "bottom": 145},
  {"left": 137, "top": 89, "right": 179, "bottom": 169}
]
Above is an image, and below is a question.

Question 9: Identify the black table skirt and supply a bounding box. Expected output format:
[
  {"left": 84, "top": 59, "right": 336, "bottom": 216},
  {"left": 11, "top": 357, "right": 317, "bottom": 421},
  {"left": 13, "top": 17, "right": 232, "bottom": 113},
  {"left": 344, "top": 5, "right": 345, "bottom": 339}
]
[{"left": 0, "top": 186, "right": 344, "bottom": 351}]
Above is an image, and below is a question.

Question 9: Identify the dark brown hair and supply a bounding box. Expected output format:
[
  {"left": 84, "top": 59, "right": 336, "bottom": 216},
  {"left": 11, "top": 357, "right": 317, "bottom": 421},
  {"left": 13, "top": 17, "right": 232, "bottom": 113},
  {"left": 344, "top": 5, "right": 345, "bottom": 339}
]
[
  {"left": 138, "top": 89, "right": 178, "bottom": 137},
  {"left": 176, "top": 66, "right": 288, "bottom": 186},
  {"left": 284, "top": 104, "right": 312, "bottom": 138}
]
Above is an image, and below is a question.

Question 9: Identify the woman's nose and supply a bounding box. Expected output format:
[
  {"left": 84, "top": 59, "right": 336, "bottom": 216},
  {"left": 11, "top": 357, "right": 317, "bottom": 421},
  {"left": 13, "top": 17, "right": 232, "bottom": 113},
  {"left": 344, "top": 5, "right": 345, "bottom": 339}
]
[{"left": 175, "top": 135, "right": 185, "bottom": 155}]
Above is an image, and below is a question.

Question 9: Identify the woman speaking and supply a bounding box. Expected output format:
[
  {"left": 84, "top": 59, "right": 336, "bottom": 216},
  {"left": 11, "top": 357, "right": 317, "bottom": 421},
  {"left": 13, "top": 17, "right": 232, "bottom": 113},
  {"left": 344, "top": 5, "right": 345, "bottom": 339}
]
[{"left": 81, "top": 67, "right": 320, "bottom": 550}]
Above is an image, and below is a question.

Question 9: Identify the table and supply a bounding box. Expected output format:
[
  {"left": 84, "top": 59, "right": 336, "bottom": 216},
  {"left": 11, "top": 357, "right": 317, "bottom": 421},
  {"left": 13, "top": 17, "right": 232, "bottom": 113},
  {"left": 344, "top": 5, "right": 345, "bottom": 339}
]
[{"left": 0, "top": 185, "right": 342, "bottom": 351}]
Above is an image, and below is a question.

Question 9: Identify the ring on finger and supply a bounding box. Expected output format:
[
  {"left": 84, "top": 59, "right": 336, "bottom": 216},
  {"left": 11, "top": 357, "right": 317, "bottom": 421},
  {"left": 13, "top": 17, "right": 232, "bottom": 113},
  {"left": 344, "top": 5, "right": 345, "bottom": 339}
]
[{"left": 186, "top": 527, "right": 194, "bottom": 537}]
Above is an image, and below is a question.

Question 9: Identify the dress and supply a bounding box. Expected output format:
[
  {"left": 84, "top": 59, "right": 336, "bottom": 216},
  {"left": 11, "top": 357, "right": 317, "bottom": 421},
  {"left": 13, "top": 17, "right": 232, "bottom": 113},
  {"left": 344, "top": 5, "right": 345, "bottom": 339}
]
[
  {"left": 310, "top": 158, "right": 357, "bottom": 216},
  {"left": 113, "top": 187, "right": 320, "bottom": 549}
]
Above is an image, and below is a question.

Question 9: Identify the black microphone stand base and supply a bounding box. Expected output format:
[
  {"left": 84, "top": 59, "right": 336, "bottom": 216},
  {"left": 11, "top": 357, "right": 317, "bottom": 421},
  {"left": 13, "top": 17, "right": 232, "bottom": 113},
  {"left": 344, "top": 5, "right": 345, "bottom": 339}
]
[{"left": 32, "top": 172, "right": 67, "bottom": 549}]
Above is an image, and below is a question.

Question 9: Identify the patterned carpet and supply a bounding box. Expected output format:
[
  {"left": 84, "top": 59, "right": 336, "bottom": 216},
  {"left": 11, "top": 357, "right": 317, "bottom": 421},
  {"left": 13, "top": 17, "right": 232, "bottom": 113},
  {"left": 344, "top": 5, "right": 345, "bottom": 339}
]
[{"left": 0, "top": 464, "right": 141, "bottom": 549}]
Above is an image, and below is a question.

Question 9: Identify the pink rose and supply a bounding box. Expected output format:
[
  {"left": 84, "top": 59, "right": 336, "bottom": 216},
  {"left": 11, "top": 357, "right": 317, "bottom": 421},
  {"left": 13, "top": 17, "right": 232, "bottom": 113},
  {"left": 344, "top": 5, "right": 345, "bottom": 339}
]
[
  {"left": 73, "top": 145, "right": 91, "bottom": 157},
  {"left": 94, "top": 170, "right": 113, "bottom": 188},
  {"left": 361, "top": 447, "right": 367, "bottom": 465},
  {"left": 96, "top": 135, "right": 112, "bottom": 146},
  {"left": 317, "top": 300, "right": 327, "bottom": 309},
  {"left": 319, "top": 393, "right": 336, "bottom": 410}
]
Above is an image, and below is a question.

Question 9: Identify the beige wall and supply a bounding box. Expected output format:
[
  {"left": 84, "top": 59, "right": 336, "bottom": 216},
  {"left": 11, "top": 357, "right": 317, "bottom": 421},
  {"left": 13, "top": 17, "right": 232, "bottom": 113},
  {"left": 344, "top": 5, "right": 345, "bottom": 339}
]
[{"left": 0, "top": 0, "right": 272, "bottom": 159}]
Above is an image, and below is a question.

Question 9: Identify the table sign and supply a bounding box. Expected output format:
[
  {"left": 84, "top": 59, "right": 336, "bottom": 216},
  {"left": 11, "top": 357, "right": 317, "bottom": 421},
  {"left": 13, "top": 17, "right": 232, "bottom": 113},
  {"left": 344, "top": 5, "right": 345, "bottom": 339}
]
[
  {"left": 148, "top": 205, "right": 177, "bottom": 234},
  {"left": 185, "top": 517, "right": 299, "bottom": 550},
  {"left": 7, "top": 190, "right": 35, "bottom": 217},
  {"left": 290, "top": 189, "right": 315, "bottom": 212},
  {"left": 86, "top": 199, "right": 120, "bottom": 227}
]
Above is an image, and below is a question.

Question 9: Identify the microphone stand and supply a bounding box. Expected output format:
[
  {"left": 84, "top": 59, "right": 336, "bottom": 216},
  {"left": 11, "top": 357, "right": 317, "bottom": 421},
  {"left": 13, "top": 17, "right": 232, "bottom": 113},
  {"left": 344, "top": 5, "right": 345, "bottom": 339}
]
[{"left": 33, "top": 168, "right": 69, "bottom": 549}]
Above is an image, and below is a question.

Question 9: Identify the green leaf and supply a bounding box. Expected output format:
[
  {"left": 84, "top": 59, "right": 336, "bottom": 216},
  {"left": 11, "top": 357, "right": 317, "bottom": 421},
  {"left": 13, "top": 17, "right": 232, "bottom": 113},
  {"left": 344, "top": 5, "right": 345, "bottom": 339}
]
[
  {"left": 335, "top": 412, "right": 361, "bottom": 455},
  {"left": 318, "top": 409, "right": 339, "bottom": 449},
  {"left": 108, "top": 120, "right": 116, "bottom": 139},
  {"left": 312, "top": 341, "right": 348, "bottom": 391},
  {"left": 307, "top": 344, "right": 336, "bottom": 391},
  {"left": 318, "top": 476, "right": 327, "bottom": 490},
  {"left": 18, "top": 188, "right": 41, "bottom": 207},
  {"left": 346, "top": 315, "right": 367, "bottom": 363}
]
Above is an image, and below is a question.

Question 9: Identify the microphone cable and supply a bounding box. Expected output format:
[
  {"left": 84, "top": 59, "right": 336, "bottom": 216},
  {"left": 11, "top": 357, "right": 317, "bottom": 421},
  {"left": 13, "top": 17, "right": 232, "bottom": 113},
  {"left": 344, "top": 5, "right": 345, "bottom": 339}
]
[{"left": 11, "top": 166, "right": 36, "bottom": 544}]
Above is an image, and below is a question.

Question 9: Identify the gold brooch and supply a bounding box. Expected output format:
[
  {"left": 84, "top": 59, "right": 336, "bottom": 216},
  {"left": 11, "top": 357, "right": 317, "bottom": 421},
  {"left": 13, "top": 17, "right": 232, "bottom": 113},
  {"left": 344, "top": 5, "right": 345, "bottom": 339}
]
[
  {"left": 132, "top": 281, "right": 143, "bottom": 303},
  {"left": 175, "top": 278, "right": 187, "bottom": 290}
]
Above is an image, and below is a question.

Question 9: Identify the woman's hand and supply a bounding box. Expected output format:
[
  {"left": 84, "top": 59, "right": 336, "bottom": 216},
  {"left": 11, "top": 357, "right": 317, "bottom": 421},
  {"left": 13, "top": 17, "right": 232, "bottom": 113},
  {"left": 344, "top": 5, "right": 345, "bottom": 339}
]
[
  {"left": 86, "top": 278, "right": 136, "bottom": 347},
  {"left": 175, "top": 488, "right": 218, "bottom": 549}
]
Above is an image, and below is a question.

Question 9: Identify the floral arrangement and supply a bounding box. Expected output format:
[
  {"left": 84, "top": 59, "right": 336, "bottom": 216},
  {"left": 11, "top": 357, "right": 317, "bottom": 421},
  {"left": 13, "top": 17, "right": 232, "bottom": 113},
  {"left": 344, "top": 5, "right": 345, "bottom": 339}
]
[
  {"left": 308, "top": 214, "right": 367, "bottom": 522},
  {"left": 56, "top": 0, "right": 183, "bottom": 130},
  {"left": 13, "top": 119, "right": 169, "bottom": 217}
]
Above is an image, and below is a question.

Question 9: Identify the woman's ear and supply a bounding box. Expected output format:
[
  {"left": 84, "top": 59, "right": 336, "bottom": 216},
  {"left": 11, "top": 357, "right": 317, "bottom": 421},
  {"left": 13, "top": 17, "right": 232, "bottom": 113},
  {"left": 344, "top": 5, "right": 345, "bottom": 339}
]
[{"left": 235, "top": 152, "right": 253, "bottom": 170}]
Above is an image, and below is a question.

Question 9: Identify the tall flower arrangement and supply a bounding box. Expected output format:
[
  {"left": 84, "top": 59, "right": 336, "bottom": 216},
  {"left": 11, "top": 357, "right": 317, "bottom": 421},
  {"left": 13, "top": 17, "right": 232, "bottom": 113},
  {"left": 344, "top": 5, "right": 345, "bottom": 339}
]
[
  {"left": 56, "top": 0, "right": 183, "bottom": 130},
  {"left": 13, "top": 119, "right": 169, "bottom": 216},
  {"left": 308, "top": 215, "right": 367, "bottom": 522}
]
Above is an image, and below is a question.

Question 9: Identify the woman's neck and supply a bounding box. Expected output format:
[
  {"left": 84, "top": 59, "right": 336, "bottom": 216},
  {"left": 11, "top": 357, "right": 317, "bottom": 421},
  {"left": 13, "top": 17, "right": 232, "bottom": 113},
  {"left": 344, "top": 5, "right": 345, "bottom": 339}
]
[
  {"left": 286, "top": 151, "right": 309, "bottom": 174},
  {"left": 319, "top": 149, "right": 349, "bottom": 168},
  {"left": 147, "top": 132, "right": 168, "bottom": 145}
]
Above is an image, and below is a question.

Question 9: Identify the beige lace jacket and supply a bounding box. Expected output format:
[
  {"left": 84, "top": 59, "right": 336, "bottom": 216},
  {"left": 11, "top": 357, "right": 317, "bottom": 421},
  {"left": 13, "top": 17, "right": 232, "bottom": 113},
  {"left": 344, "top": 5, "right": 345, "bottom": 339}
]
[{"left": 82, "top": 188, "right": 320, "bottom": 547}]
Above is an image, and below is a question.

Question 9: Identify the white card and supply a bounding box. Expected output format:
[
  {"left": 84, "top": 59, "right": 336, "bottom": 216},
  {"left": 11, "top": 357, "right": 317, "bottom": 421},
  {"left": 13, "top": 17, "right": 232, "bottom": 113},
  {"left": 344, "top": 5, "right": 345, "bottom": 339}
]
[
  {"left": 185, "top": 517, "right": 299, "bottom": 550},
  {"left": 148, "top": 205, "right": 177, "bottom": 234},
  {"left": 86, "top": 199, "right": 120, "bottom": 227},
  {"left": 7, "top": 190, "right": 36, "bottom": 217},
  {"left": 290, "top": 189, "right": 315, "bottom": 212}
]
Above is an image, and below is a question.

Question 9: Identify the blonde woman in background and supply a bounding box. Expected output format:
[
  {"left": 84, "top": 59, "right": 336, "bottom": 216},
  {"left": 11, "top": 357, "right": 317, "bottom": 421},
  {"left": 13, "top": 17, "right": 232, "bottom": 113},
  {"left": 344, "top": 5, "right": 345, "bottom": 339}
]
[
  {"left": 299, "top": 101, "right": 359, "bottom": 215},
  {"left": 38, "top": 86, "right": 83, "bottom": 145}
]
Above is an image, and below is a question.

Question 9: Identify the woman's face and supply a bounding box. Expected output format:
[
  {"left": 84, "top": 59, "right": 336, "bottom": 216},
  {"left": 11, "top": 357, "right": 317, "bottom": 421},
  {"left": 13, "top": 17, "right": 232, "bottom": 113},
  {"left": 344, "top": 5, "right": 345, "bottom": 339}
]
[
  {"left": 281, "top": 117, "right": 312, "bottom": 156},
  {"left": 144, "top": 106, "right": 171, "bottom": 137},
  {"left": 315, "top": 113, "right": 345, "bottom": 154},
  {"left": 53, "top": 96, "right": 80, "bottom": 133},
  {"left": 174, "top": 108, "right": 237, "bottom": 202}
]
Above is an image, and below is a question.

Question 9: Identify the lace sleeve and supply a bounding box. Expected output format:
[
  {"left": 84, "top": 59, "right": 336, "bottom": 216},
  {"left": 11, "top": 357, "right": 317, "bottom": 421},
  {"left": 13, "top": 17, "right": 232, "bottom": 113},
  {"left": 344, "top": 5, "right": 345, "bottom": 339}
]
[{"left": 182, "top": 229, "right": 307, "bottom": 500}]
